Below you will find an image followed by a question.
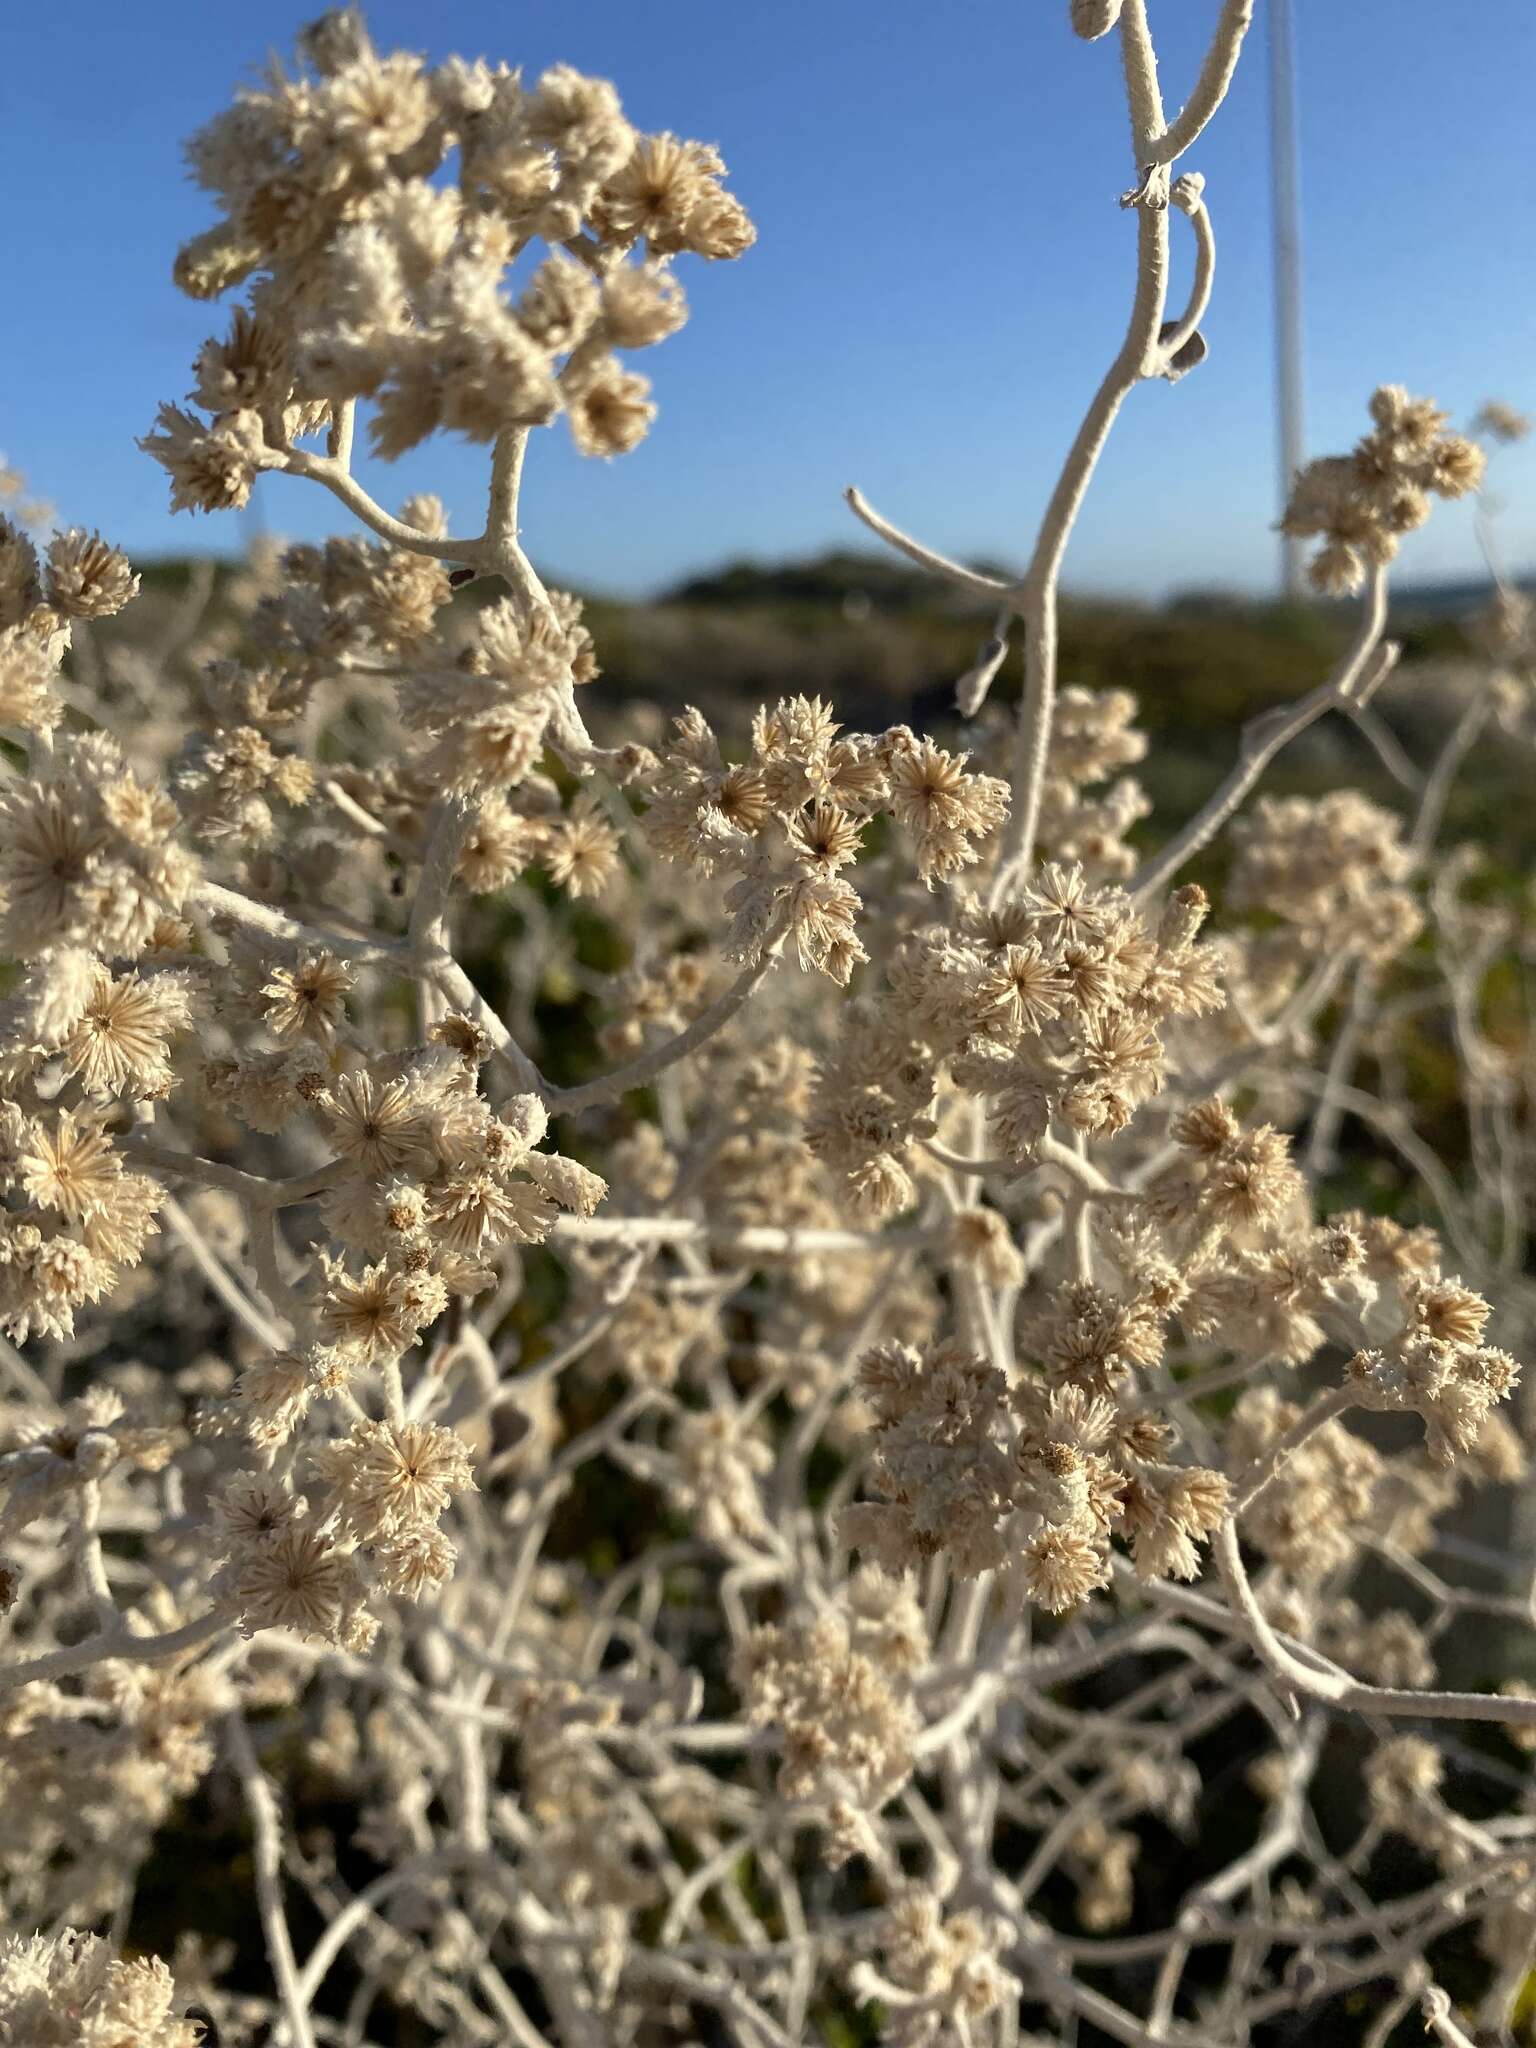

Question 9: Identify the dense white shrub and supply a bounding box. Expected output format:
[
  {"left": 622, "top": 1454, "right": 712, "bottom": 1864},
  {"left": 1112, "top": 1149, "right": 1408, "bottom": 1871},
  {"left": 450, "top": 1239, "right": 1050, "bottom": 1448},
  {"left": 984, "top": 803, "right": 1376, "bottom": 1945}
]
[{"left": 2, "top": 6, "right": 1535, "bottom": 2044}]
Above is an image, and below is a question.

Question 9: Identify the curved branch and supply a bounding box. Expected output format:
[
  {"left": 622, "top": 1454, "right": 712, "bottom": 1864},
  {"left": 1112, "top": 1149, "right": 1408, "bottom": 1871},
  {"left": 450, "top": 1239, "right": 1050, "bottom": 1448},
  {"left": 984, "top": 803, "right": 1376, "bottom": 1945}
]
[
  {"left": 425, "top": 951, "right": 551, "bottom": 1100},
  {"left": 549, "top": 932, "right": 787, "bottom": 1116},
  {"left": 226, "top": 1710, "right": 319, "bottom": 2048},
  {"left": 161, "top": 1194, "right": 291, "bottom": 1348},
  {"left": 955, "top": 607, "right": 1014, "bottom": 717},
  {"left": 275, "top": 448, "right": 483, "bottom": 565},
  {"left": 194, "top": 879, "right": 407, "bottom": 967},
  {"left": 1129, "top": 569, "right": 1394, "bottom": 903},
  {"left": 1214, "top": 1519, "right": 1536, "bottom": 1727},
  {"left": 0, "top": 1609, "right": 230, "bottom": 1691},
  {"left": 990, "top": 197, "right": 1171, "bottom": 902},
  {"left": 1410, "top": 688, "right": 1492, "bottom": 857},
  {"left": 841, "top": 486, "right": 1010, "bottom": 598},
  {"left": 1157, "top": 197, "right": 1215, "bottom": 363},
  {"left": 123, "top": 1137, "right": 344, "bottom": 1210},
  {"left": 1230, "top": 1384, "right": 1357, "bottom": 1515},
  {"left": 551, "top": 1215, "right": 942, "bottom": 1257},
  {"left": 1148, "top": 0, "right": 1257, "bottom": 164}
]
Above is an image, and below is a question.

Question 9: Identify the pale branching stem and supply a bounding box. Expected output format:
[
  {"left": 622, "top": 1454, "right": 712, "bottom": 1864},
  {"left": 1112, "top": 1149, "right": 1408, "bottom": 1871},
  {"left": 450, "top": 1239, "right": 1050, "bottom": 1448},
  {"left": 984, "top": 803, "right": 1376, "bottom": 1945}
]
[
  {"left": 549, "top": 923, "right": 789, "bottom": 1115},
  {"left": 378, "top": 1354, "right": 406, "bottom": 1427},
  {"left": 1052, "top": 1857, "right": 1524, "bottom": 1971},
  {"left": 1021, "top": 1137, "right": 1179, "bottom": 1277},
  {"left": 498, "top": 1282, "right": 635, "bottom": 1396},
  {"left": 226, "top": 1709, "right": 319, "bottom": 2048},
  {"left": 1238, "top": 1902, "right": 1525, "bottom": 2029},
  {"left": 1303, "top": 961, "right": 1379, "bottom": 1176},
  {"left": 290, "top": 405, "right": 555, "bottom": 634},
  {"left": 1152, "top": 1351, "right": 1265, "bottom": 1410},
  {"left": 921, "top": 1138, "right": 1020, "bottom": 1179},
  {"left": 1421, "top": 1986, "right": 1480, "bottom": 2048},
  {"left": 552, "top": 1215, "right": 940, "bottom": 1257},
  {"left": 992, "top": 198, "right": 1171, "bottom": 902},
  {"left": 1039, "top": 1129, "right": 1123, "bottom": 1195},
  {"left": 450, "top": 1709, "right": 491, "bottom": 1853},
  {"left": 194, "top": 878, "right": 406, "bottom": 967},
  {"left": 1289, "top": 1073, "right": 1485, "bottom": 1275},
  {"left": 132, "top": 1131, "right": 325, "bottom": 1333},
  {"left": 840, "top": 486, "right": 1011, "bottom": 598},
  {"left": 426, "top": 950, "right": 550, "bottom": 1098},
  {"left": 1264, "top": 940, "right": 1359, "bottom": 1047},
  {"left": 1214, "top": 1519, "right": 1536, "bottom": 1727},
  {"left": 123, "top": 1136, "right": 343, "bottom": 1210},
  {"left": 73, "top": 1481, "right": 117, "bottom": 1623},
  {"left": 1148, "top": 1716, "right": 1322, "bottom": 2039},
  {"left": 322, "top": 777, "right": 404, "bottom": 850},
  {"left": 1410, "top": 687, "right": 1492, "bottom": 858},
  {"left": 326, "top": 398, "right": 356, "bottom": 469},
  {"left": 1230, "top": 1383, "right": 1357, "bottom": 1516},
  {"left": 1014, "top": 1772, "right": 1122, "bottom": 1908},
  {"left": 1070, "top": 1186, "right": 1095, "bottom": 1281},
  {"left": 1117, "top": 0, "right": 1167, "bottom": 154},
  {"left": 409, "top": 797, "right": 471, "bottom": 965},
  {"left": 859, "top": 0, "right": 1247, "bottom": 908},
  {"left": 940, "top": 1572, "right": 993, "bottom": 1666},
  {"left": 911, "top": 1666, "right": 1005, "bottom": 1760},
  {"left": 659, "top": 1821, "right": 772, "bottom": 1945},
  {"left": 1146, "top": 0, "right": 1256, "bottom": 163},
  {"left": 250, "top": 1205, "right": 307, "bottom": 1326},
  {"left": 1158, "top": 197, "right": 1215, "bottom": 362},
  {"left": 161, "top": 1194, "right": 291, "bottom": 1348},
  {"left": 1364, "top": 1976, "right": 1433, "bottom": 2048},
  {"left": 0, "top": 1608, "right": 230, "bottom": 1691},
  {"left": 954, "top": 606, "right": 1013, "bottom": 717},
  {"left": 1027, "top": 1951, "right": 1217, "bottom": 2048},
  {"left": 485, "top": 426, "right": 531, "bottom": 555},
  {"left": 290, "top": 1850, "right": 505, "bottom": 2017},
  {"left": 1346, "top": 700, "right": 1421, "bottom": 791},
  {"left": 274, "top": 448, "right": 480, "bottom": 565},
  {"left": 1129, "top": 570, "right": 1395, "bottom": 903},
  {"left": 539, "top": 1384, "right": 660, "bottom": 1494}
]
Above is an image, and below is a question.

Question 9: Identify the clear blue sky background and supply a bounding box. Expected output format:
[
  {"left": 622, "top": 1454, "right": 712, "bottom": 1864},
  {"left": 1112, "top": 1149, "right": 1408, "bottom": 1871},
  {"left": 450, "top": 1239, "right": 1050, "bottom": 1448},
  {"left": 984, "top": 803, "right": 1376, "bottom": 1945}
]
[{"left": 2, "top": 2, "right": 1532, "bottom": 600}]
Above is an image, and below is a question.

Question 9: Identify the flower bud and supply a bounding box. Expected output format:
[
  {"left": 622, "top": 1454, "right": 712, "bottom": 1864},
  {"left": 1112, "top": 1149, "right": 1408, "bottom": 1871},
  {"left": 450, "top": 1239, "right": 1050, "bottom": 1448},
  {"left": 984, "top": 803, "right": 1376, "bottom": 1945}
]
[{"left": 1071, "top": 0, "right": 1123, "bottom": 39}]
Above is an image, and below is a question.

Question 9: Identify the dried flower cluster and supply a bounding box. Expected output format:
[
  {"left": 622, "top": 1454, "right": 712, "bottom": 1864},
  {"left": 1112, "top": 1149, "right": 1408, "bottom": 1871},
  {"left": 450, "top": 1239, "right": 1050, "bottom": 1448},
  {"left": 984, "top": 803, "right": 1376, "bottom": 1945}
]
[
  {"left": 146, "top": 5, "right": 750, "bottom": 510},
  {"left": 1281, "top": 385, "right": 1486, "bottom": 596},
  {"left": 641, "top": 701, "right": 1010, "bottom": 980},
  {"left": 0, "top": 1929, "right": 200, "bottom": 2048},
  {"left": 3, "top": 9, "right": 1535, "bottom": 2048}
]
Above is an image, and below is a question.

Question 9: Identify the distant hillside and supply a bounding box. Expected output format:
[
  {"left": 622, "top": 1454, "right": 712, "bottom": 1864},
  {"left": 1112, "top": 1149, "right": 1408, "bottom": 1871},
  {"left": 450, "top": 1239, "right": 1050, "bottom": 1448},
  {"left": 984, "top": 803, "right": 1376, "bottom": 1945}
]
[
  {"left": 127, "top": 542, "right": 1509, "bottom": 761},
  {"left": 654, "top": 548, "right": 1529, "bottom": 619},
  {"left": 577, "top": 549, "right": 1490, "bottom": 741},
  {"left": 658, "top": 547, "right": 1011, "bottom": 615},
  {"left": 105, "top": 542, "right": 1536, "bottom": 889}
]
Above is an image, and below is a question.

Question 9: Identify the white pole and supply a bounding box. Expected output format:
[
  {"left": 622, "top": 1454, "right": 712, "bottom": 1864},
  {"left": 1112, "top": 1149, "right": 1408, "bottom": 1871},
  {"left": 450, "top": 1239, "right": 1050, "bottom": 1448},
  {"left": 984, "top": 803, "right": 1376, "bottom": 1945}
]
[{"left": 1269, "top": 0, "right": 1306, "bottom": 600}]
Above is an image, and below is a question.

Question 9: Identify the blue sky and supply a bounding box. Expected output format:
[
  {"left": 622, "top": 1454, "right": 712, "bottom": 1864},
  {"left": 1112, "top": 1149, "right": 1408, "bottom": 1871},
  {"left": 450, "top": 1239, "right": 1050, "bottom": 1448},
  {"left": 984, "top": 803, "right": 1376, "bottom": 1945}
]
[{"left": 2, "top": 2, "right": 1532, "bottom": 600}]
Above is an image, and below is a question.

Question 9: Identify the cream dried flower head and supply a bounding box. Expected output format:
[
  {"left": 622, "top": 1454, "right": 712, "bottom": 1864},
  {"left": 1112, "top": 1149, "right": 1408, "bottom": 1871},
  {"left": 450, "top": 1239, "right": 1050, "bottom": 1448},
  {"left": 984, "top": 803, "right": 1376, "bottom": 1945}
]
[
  {"left": 0, "top": 1931, "right": 201, "bottom": 2048},
  {"left": 0, "top": 735, "right": 198, "bottom": 960},
  {"left": 147, "top": 9, "right": 753, "bottom": 493}
]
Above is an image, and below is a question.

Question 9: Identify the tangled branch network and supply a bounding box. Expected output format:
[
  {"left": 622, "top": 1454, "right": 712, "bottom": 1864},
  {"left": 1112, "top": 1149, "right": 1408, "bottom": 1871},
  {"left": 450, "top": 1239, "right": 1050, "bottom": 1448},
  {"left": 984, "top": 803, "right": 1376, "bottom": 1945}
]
[{"left": 3, "top": 4, "right": 1536, "bottom": 2044}]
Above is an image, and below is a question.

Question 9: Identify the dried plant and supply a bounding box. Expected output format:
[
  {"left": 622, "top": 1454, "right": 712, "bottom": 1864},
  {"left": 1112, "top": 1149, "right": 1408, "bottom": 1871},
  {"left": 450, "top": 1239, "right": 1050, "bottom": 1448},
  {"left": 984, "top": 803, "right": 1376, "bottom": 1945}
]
[{"left": 2, "top": 7, "right": 1535, "bottom": 2046}]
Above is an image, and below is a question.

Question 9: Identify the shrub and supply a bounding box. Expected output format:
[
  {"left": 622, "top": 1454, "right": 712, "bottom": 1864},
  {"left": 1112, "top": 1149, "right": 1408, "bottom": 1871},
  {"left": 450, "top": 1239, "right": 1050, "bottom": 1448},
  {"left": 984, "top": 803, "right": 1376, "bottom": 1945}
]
[{"left": 2, "top": 7, "right": 1534, "bottom": 2045}]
